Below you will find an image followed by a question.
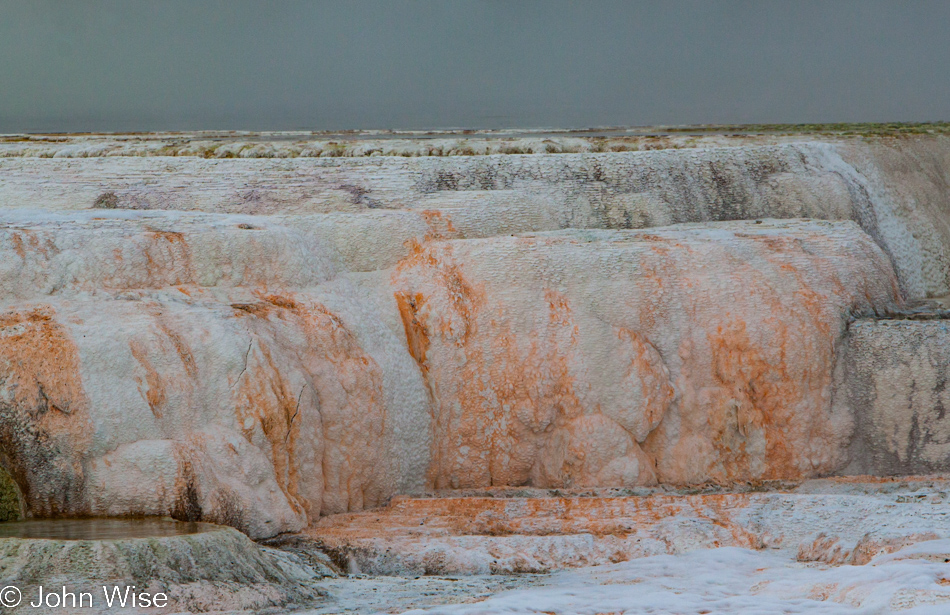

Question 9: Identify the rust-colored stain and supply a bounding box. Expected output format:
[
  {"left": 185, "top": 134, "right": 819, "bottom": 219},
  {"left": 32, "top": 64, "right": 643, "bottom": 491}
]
[
  {"left": 395, "top": 291, "right": 430, "bottom": 370},
  {"left": 126, "top": 305, "right": 200, "bottom": 419},
  {"left": 449, "top": 290, "right": 587, "bottom": 488},
  {"left": 129, "top": 339, "right": 166, "bottom": 418},
  {"left": 235, "top": 340, "right": 306, "bottom": 517},
  {"left": 7, "top": 230, "right": 59, "bottom": 262},
  {"left": 155, "top": 319, "right": 198, "bottom": 379},
  {"left": 544, "top": 289, "right": 575, "bottom": 330},
  {"left": 393, "top": 242, "right": 670, "bottom": 490},
  {"left": 145, "top": 229, "right": 187, "bottom": 244},
  {"left": 231, "top": 293, "right": 304, "bottom": 319},
  {"left": 393, "top": 229, "right": 899, "bottom": 488},
  {"left": 257, "top": 292, "right": 301, "bottom": 311},
  {"left": 10, "top": 232, "right": 26, "bottom": 259},
  {"left": 395, "top": 240, "right": 482, "bottom": 343},
  {"left": 142, "top": 229, "right": 195, "bottom": 287},
  {"left": 420, "top": 209, "right": 459, "bottom": 241},
  {"left": 232, "top": 291, "right": 388, "bottom": 518},
  {"left": 231, "top": 302, "right": 271, "bottom": 318},
  {"left": 799, "top": 530, "right": 945, "bottom": 566},
  {"left": 310, "top": 492, "right": 761, "bottom": 550},
  {"left": 706, "top": 319, "right": 805, "bottom": 480},
  {"left": 618, "top": 328, "right": 674, "bottom": 439},
  {"left": 643, "top": 229, "right": 864, "bottom": 485},
  {"left": 807, "top": 583, "right": 840, "bottom": 601},
  {"left": 0, "top": 306, "right": 91, "bottom": 515}
]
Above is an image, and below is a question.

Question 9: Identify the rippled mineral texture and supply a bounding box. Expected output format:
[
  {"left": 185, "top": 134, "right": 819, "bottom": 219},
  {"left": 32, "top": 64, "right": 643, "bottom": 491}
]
[
  {"left": 1, "top": 130, "right": 950, "bottom": 613},
  {"left": 391, "top": 222, "right": 898, "bottom": 490},
  {"left": 843, "top": 319, "right": 950, "bottom": 475},
  {"left": 0, "top": 520, "right": 328, "bottom": 613},
  {"left": 0, "top": 216, "right": 899, "bottom": 537},
  {"left": 302, "top": 478, "right": 950, "bottom": 576}
]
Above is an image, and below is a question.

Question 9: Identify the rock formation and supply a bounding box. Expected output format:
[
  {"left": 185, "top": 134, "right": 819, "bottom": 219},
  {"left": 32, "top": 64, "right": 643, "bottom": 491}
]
[
  {"left": 0, "top": 131, "right": 947, "bottom": 544},
  {"left": 843, "top": 319, "right": 950, "bottom": 475},
  {"left": 0, "top": 519, "right": 327, "bottom": 613},
  {"left": 392, "top": 222, "right": 897, "bottom": 491},
  {"left": 302, "top": 478, "right": 950, "bottom": 575}
]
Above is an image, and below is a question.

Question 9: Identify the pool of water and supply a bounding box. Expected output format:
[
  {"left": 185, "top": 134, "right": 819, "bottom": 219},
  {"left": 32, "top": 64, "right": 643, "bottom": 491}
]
[{"left": 0, "top": 518, "right": 217, "bottom": 540}]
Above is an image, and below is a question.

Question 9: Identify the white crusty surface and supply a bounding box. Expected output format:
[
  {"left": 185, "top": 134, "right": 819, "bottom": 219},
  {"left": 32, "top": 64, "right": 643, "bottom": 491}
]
[
  {"left": 0, "top": 214, "right": 898, "bottom": 538},
  {"left": 383, "top": 544, "right": 950, "bottom": 615},
  {"left": 0, "top": 132, "right": 948, "bottom": 612},
  {"left": 1, "top": 136, "right": 949, "bottom": 297},
  {"left": 392, "top": 221, "right": 898, "bottom": 489},
  {"left": 304, "top": 478, "right": 950, "bottom": 575}
]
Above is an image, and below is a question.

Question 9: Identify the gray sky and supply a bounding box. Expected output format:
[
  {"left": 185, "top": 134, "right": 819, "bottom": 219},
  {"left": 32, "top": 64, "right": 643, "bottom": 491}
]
[{"left": 1, "top": 0, "right": 948, "bottom": 133}]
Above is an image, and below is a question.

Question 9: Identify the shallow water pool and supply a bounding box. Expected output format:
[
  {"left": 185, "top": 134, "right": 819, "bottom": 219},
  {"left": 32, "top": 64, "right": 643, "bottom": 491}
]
[{"left": 0, "top": 518, "right": 217, "bottom": 540}]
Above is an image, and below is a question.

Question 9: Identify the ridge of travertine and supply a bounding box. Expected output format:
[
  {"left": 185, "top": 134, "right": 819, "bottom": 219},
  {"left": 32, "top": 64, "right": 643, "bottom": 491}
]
[
  {"left": 300, "top": 478, "right": 950, "bottom": 575},
  {"left": 2, "top": 136, "right": 948, "bottom": 297},
  {"left": 0, "top": 522, "right": 330, "bottom": 613},
  {"left": 0, "top": 133, "right": 757, "bottom": 159},
  {"left": 0, "top": 134, "right": 947, "bottom": 546},
  {"left": 0, "top": 218, "right": 900, "bottom": 538},
  {"left": 2, "top": 125, "right": 948, "bottom": 158}
]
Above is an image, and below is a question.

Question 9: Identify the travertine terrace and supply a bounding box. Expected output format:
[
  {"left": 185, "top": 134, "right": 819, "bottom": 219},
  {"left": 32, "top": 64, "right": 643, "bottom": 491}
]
[
  {"left": 1, "top": 127, "right": 949, "bottom": 612},
  {"left": 0, "top": 519, "right": 328, "bottom": 613}
]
